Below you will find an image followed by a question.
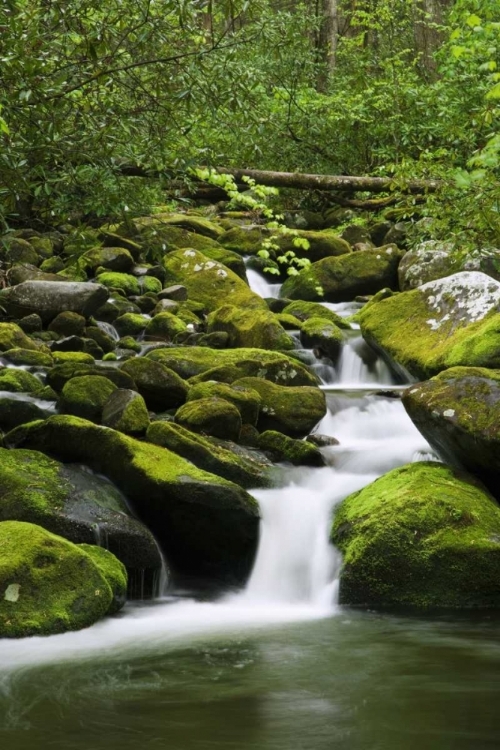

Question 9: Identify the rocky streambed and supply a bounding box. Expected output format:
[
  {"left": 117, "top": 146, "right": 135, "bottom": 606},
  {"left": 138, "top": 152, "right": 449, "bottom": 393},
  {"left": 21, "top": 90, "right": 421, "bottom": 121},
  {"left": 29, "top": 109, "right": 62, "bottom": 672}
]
[{"left": 2, "top": 208, "right": 500, "bottom": 639}]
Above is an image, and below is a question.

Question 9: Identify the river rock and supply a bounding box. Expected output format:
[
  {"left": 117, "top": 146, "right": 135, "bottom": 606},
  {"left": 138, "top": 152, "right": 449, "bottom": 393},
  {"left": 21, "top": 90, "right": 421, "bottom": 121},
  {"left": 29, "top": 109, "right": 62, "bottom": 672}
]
[
  {"left": 0, "top": 520, "right": 126, "bottom": 637},
  {"left": 120, "top": 357, "right": 188, "bottom": 410},
  {"left": 398, "top": 241, "right": 500, "bottom": 291},
  {"left": 257, "top": 430, "right": 324, "bottom": 466},
  {"left": 102, "top": 389, "right": 150, "bottom": 435},
  {"left": 60, "top": 375, "right": 117, "bottom": 422},
  {"left": 175, "top": 397, "right": 242, "bottom": 441},
  {"left": 299, "top": 317, "right": 344, "bottom": 362},
  {"left": 359, "top": 271, "right": 500, "bottom": 379},
  {"left": 207, "top": 305, "right": 294, "bottom": 351},
  {"left": 0, "top": 281, "right": 109, "bottom": 323},
  {"left": 186, "top": 381, "right": 261, "bottom": 426},
  {"left": 6, "top": 415, "right": 260, "bottom": 585},
  {"left": 280, "top": 246, "right": 403, "bottom": 302},
  {"left": 403, "top": 367, "right": 500, "bottom": 496},
  {"left": 331, "top": 461, "right": 500, "bottom": 609}
]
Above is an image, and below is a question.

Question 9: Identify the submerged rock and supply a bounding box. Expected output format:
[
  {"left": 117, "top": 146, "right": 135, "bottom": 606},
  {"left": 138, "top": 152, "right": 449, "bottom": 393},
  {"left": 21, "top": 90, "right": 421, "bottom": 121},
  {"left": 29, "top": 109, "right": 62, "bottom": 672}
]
[
  {"left": 359, "top": 271, "right": 500, "bottom": 379},
  {"left": 332, "top": 462, "right": 500, "bottom": 609},
  {"left": 0, "top": 521, "right": 126, "bottom": 637},
  {"left": 7, "top": 416, "right": 260, "bottom": 585}
]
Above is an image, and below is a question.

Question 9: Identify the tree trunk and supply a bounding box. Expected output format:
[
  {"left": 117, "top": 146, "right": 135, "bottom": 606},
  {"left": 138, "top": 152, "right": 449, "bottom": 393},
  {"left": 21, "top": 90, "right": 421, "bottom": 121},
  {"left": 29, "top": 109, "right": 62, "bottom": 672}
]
[{"left": 316, "top": 0, "right": 339, "bottom": 92}]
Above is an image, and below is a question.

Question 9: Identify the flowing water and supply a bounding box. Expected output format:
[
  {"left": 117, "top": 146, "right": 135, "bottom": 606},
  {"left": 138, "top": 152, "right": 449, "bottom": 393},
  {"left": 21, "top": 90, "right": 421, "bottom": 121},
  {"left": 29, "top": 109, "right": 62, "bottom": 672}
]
[{"left": 1, "top": 272, "right": 500, "bottom": 748}]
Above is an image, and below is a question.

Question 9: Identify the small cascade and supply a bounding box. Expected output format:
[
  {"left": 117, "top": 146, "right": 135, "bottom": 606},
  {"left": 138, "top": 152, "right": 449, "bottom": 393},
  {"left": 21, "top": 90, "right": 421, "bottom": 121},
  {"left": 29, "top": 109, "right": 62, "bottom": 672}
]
[
  {"left": 246, "top": 267, "right": 281, "bottom": 298},
  {"left": 96, "top": 320, "right": 120, "bottom": 342},
  {"left": 337, "top": 335, "right": 393, "bottom": 387}
]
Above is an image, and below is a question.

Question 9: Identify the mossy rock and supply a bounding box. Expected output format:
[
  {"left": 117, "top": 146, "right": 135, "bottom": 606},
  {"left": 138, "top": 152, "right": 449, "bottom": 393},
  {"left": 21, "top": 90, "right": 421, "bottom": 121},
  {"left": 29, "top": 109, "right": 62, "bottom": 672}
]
[
  {"left": 81, "top": 246, "right": 135, "bottom": 274},
  {"left": 218, "top": 225, "right": 267, "bottom": 255},
  {"left": 187, "top": 381, "right": 261, "bottom": 425},
  {"left": 119, "top": 357, "right": 188, "bottom": 410},
  {"left": 257, "top": 430, "right": 324, "bottom": 466},
  {"left": 274, "top": 229, "right": 351, "bottom": 264},
  {"left": 162, "top": 248, "right": 265, "bottom": 312},
  {"left": 0, "top": 448, "right": 161, "bottom": 572},
  {"left": 117, "top": 336, "right": 141, "bottom": 353},
  {"left": 275, "top": 313, "right": 303, "bottom": 330},
  {"left": 47, "top": 362, "right": 136, "bottom": 393},
  {"left": 0, "top": 369, "right": 43, "bottom": 394},
  {"left": 299, "top": 316, "right": 344, "bottom": 363},
  {"left": 0, "top": 237, "right": 39, "bottom": 265},
  {"left": 403, "top": 367, "right": 500, "bottom": 496},
  {"left": 195, "top": 245, "right": 248, "bottom": 280},
  {"left": 146, "top": 421, "right": 271, "bottom": 488},
  {"left": 52, "top": 351, "right": 95, "bottom": 364},
  {"left": 114, "top": 312, "right": 149, "bottom": 337},
  {"left": 146, "top": 346, "right": 320, "bottom": 386},
  {"left": 151, "top": 212, "right": 225, "bottom": 240},
  {"left": 60, "top": 375, "right": 117, "bottom": 422},
  {"left": 359, "top": 271, "right": 500, "bottom": 380},
  {"left": 122, "top": 218, "right": 223, "bottom": 256},
  {"left": 78, "top": 544, "right": 127, "bottom": 614},
  {"left": 145, "top": 312, "right": 187, "bottom": 341},
  {"left": 233, "top": 377, "right": 326, "bottom": 437},
  {"left": 281, "top": 246, "right": 403, "bottom": 302},
  {"left": 0, "top": 397, "right": 49, "bottom": 431},
  {"left": 0, "top": 521, "right": 122, "bottom": 638},
  {"left": 0, "top": 323, "right": 41, "bottom": 353},
  {"left": 93, "top": 297, "right": 141, "bottom": 323},
  {"left": 2, "top": 348, "right": 53, "bottom": 367},
  {"left": 96, "top": 272, "right": 141, "bottom": 296},
  {"left": 98, "top": 230, "right": 143, "bottom": 260},
  {"left": 6, "top": 416, "right": 260, "bottom": 585},
  {"left": 48, "top": 311, "right": 86, "bottom": 337},
  {"left": 137, "top": 275, "right": 162, "bottom": 295},
  {"left": 175, "top": 397, "right": 242, "bottom": 441},
  {"left": 398, "top": 241, "right": 500, "bottom": 291},
  {"left": 207, "top": 304, "right": 294, "bottom": 351},
  {"left": 331, "top": 462, "right": 500, "bottom": 609},
  {"left": 29, "top": 236, "right": 55, "bottom": 259},
  {"left": 281, "top": 300, "right": 351, "bottom": 330},
  {"left": 102, "top": 389, "right": 150, "bottom": 435},
  {"left": 85, "top": 325, "right": 117, "bottom": 354}
]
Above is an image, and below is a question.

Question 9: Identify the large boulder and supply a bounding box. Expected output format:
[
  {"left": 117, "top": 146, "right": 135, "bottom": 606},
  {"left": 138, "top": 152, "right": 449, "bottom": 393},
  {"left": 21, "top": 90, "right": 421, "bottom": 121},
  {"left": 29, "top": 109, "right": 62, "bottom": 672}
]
[
  {"left": 207, "top": 304, "right": 294, "bottom": 350},
  {"left": 280, "top": 246, "right": 403, "bottom": 302},
  {"left": 359, "top": 271, "right": 500, "bottom": 379},
  {"left": 398, "top": 241, "right": 500, "bottom": 291},
  {"left": 162, "top": 248, "right": 265, "bottom": 312},
  {"left": 119, "top": 357, "right": 188, "bottom": 410},
  {"left": 403, "top": 367, "right": 500, "bottom": 495},
  {"left": 146, "top": 421, "right": 271, "bottom": 488},
  {"left": 0, "top": 281, "right": 109, "bottom": 323},
  {"left": 60, "top": 375, "right": 117, "bottom": 422},
  {"left": 331, "top": 462, "right": 500, "bottom": 609},
  {"left": 101, "top": 389, "right": 150, "bottom": 435},
  {"left": 233, "top": 377, "right": 326, "bottom": 437},
  {"left": 0, "top": 521, "right": 126, "bottom": 637},
  {"left": 0, "top": 447, "right": 161, "bottom": 572},
  {"left": 6, "top": 416, "right": 260, "bottom": 585}
]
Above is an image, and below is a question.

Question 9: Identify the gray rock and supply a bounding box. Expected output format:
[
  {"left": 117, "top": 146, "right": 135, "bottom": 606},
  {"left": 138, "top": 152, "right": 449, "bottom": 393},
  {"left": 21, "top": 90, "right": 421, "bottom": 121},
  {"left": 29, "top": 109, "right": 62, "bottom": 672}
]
[{"left": 0, "top": 281, "right": 109, "bottom": 323}]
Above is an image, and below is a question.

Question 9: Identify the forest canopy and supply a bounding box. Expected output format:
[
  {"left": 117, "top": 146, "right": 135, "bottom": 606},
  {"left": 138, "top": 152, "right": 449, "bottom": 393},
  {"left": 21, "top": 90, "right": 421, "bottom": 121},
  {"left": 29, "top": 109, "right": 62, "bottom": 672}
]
[{"left": 0, "top": 0, "right": 499, "bottom": 244}]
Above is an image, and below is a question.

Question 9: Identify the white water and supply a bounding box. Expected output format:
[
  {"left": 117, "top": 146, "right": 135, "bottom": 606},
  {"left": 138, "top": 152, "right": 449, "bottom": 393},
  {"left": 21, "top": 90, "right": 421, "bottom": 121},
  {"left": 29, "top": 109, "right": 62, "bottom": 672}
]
[{"left": 246, "top": 267, "right": 281, "bottom": 298}]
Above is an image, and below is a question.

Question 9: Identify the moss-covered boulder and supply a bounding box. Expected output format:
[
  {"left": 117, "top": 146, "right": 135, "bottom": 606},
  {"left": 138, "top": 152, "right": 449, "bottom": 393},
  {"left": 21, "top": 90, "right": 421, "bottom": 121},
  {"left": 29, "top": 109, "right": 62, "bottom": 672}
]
[
  {"left": 207, "top": 304, "right": 294, "bottom": 351},
  {"left": 233, "top": 377, "right": 326, "bottom": 437},
  {"left": 81, "top": 246, "right": 135, "bottom": 274},
  {"left": 331, "top": 462, "right": 500, "bottom": 609},
  {"left": 281, "top": 300, "right": 351, "bottom": 330},
  {"left": 145, "top": 311, "right": 187, "bottom": 341},
  {"left": 0, "top": 448, "right": 161, "bottom": 572},
  {"left": 0, "top": 281, "right": 109, "bottom": 323},
  {"left": 48, "top": 311, "right": 87, "bottom": 337},
  {"left": 120, "top": 217, "right": 224, "bottom": 256},
  {"left": 219, "top": 225, "right": 267, "bottom": 255},
  {"left": 60, "top": 375, "right": 117, "bottom": 422},
  {"left": 0, "top": 397, "right": 49, "bottom": 431},
  {"left": 1, "top": 348, "right": 53, "bottom": 367},
  {"left": 258, "top": 430, "right": 324, "bottom": 466},
  {"left": 162, "top": 248, "right": 265, "bottom": 312},
  {"left": 0, "top": 521, "right": 125, "bottom": 637},
  {"left": 102, "top": 389, "right": 150, "bottom": 435},
  {"left": 403, "top": 367, "right": 500, "bottom": 495},
  {"left": 6, "top": 416, "right": 260, "bottom": 585},
  {"left": 150, "top": 212, "right": 225, "bottom": 240},
  {"left": 47, "top": 362, "right": 136, "bottom": 393},
  {"left": 281, "top": 246, "right": 403, "bottom": 302},
  {"left": 275, "top": 229, "right": 351, "bottom": 264},
  {"left": 96, "top": 271, "right": 141, "bottom": 296},
  {"left": 359, "top": 271, "right": 500, "bottom": 379},
  {"left": 0, "top": 323, "right": 41, "bottom": 352},
  {"left": 146, "top": 421, "right": 271, "bottom": 488},
  {"left": 0, "top": 369, "right": 43, "bottom": 394},
  {"left": 114, "top": 312, "right": 149, "bottom": 337},
  {"left": 0, "top": 237, "right": 39, "bottom": 265},
  {"left": 194, "top": 245, "right": 248, "bottom": 280},
  {"left": 175, "top": 397, "right": 242, "bottom": 441},
  {"left": 186, "top": 381, "right": 261, "bottom": 425},
  {"left": 78, "top": 544, "right": 127, "bottom": 614},
  {"left": 147, "top": 346, "right": 320, "bottom": 386},
  {"left": 119, "top": 356, "right": 188, "bottom": 410},
  {"left": 398, "top": 241, "right": 500, "bottom": 291},
  {"left": 299, "top": 316, "right": 344, "bottom": 362}
]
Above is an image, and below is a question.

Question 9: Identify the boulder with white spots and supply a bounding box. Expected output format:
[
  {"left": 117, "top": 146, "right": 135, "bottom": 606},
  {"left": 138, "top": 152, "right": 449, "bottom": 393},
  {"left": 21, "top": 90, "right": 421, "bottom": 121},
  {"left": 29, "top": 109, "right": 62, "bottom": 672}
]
[
  {"left": 359, "top": 271, "right": 500, "bottom": 379},
  {"left": 403, "top": 367, "right": 500, "bottom": 497},
  {"left": 398, "top": 241, "right": 500, "bottom": 291}
]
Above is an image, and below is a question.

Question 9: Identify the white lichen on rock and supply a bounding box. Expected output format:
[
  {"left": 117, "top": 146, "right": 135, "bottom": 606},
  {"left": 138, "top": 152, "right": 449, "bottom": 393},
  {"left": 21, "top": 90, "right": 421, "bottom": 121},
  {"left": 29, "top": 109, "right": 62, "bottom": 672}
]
[{"left": 420, "top": 272, "right": 500, "bottom": 330}]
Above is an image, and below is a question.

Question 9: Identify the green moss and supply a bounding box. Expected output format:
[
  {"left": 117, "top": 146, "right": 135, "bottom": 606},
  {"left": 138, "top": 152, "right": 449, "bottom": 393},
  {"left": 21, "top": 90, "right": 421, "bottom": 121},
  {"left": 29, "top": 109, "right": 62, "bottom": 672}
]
[
  {"left": 0, "top": 521, "right": 116, "bottom": 637},
  {"left": 187, "top": 381, "right": 261, "bottom": 425},
  {"left": 299, "top": 316, "right": 344, "bottom": 362},
  {"left": 114, "top": 312, "right": 149, "bottom": 337},
  {"left": 0, "top": 369, "right": 43, "bottom": 394},
  {"left": 120, "top": 356, "right": 188, "bottom": 410},
  {"left": 53, "top": 351, "right": 95, "bottom": 364},
  {"left": 282, "top": 300, "right": 351, "bottom": 330},
  {"left": 47, "top": 362, "right": 136, "bottom": 393},
  {"left": 117, "top": 336, "right": 141, "bottom": 352},
  {"left": 233, "top": 376, "right": 326, "bottom": 437},
  {"left": 145, "top": 312, "right": 187, "bottom": 341},
  {"left": 96, "top": 272, "right": 141, "bottom": 296},
  {"left": 331, "top": 462, "right": 500, "bottom": 609},
  {"left": 61, "top": 375, "right": 117, "bottom": 422},
  {"left": 258, "top": 430, "right": 324, "bottom": 466},
  {"left": 2, "top": 348, "right": 53, "bottom": 367},
  {"left": 175, "top": 397, "right": 242, "bottom": 441},
  {"left": 162, "top": 248, "right": 265, "bottom": 312},
  {"left": 195, "top": 245, "right": 247, "bottom": 279},
  {"left": 219, "top": 226, "right": 266, "bottom": 255},
  {"left": 207, "top": 305, "right": 294, "bottom": 351},
  {"left": 146, "top": 421, "right": 271, "bottom": 488},
  {"left": 150, "top": 212, "right": 225, "bottom": 240},
  {"left": 102, "top": 390, "right": 150, "bottom": 435},
  {"left": 139, "top": 276, "right": 162, "bottom": 294},
  {"left": 275, "top": 313, "right": 303, "bottom": 330},
  {"left": 0, "top": 323, "right": 40, "bottom": 352},
  {"left": 79, "top": 544, "right": 127, "bottom": 614},
  {"left": 147, "top": 346, "right": 320, "bottom": 387},
  {"left": 81, "top": 246, "right": 134, "bottom": 274},
  {"left": 48, "top": 311, "right": 86, "bottom": 337}
]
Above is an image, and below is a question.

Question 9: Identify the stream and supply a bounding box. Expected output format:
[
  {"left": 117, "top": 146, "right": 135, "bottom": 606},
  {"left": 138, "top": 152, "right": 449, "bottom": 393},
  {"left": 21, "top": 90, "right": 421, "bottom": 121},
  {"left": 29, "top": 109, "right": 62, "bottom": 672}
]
[{"left": 1, "top": 269, "right": 500, "bottom": 748}]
